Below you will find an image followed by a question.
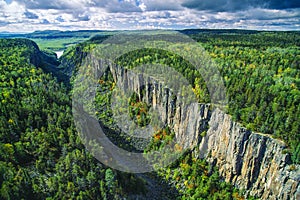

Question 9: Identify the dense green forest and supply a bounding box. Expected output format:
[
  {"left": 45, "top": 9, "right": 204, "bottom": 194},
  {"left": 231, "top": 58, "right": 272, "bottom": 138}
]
[
  {"left": 195, "top": 31, "right": 300, "bottom": 164},
  {"left": 93, "top": 67, "right": 249, "bottom": 200},
  {"left": 0, "top": 30, "right": 299, "bottom": 199},
  {"left": 0, "top": 39, "right": 147, "bottom": 199},
  {"left": 110, "top": 31, "right": 300, "bottom": 164},
  {"left": 87, "top": 30, "right": 299, "bottom": 198}
]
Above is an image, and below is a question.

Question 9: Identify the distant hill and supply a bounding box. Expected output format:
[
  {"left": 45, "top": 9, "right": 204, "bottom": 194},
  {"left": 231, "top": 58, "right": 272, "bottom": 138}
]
[{"left": 0, "top": 30, "right": 110, "bottom": 39}]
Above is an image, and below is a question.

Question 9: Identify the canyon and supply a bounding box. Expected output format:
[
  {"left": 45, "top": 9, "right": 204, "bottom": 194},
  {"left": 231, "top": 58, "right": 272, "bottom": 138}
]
[{"left": 103, "top": 61, "right": 299, "bottom": 199}]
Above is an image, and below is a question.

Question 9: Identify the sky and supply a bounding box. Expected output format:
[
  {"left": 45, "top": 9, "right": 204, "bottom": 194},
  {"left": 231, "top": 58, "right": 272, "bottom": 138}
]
[{"left": 0, "top": 0, "right": 299, "bottom": 32}]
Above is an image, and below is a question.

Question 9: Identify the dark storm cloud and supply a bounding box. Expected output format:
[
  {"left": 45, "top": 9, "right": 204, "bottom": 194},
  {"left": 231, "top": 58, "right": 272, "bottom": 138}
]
[
  {"left": 182, "top": 0, "right": 300, "bottom": 12},
  {"left": 24, "top": 10, "right": 39, "bottom": 19},
  {"left": 267, "top": 0, "right": 300, "bottom": 9}
]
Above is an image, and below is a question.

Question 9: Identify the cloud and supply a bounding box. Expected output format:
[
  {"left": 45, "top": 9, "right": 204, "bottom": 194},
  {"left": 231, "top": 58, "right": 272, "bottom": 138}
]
[
  {"left": 14, "top": 0, "right": 140, "bottom": 12},
  {"left": 74, "top": 13, "right": 90, "bottom": 21},
  {"left": 0, "top": 0, "right": 25, "bottom": 21},
  {"left": 181, "top": 0, "right": 300, "bottom": 12},
  {"left": 0, "top": 0, "right": 299, "bottom": 31},
  {"left": 14, "top": 0, "right": 182, "bottom": 13},
  {"left": 266, "top": 0, "right": 300, "bottom": 10},
  {"left": 141, "top": 0, "right": 183, "bottom": 11},
  {"left": 0, "top": 20, "right": 9, "bottom": 26},
  {"left": 41, "top": 19, "right": 50, "bottom": 24},
  {"left": 237, "top": 8, "right": 300, "bottom": 21},
  {"left": 182, "top": 0, "right": 253, "bottom": 12},
  {"left": 15, "top": 0, "right": 84, "bottom": 10},
  {"left": 56, "top": 16, "right": 65, "bottom": 22},
  {"left": 24, "top": 10, "right": 39, "bottom": 19},
  {"left": 105, "top": 0, "right": 142, "bottom": 13}
]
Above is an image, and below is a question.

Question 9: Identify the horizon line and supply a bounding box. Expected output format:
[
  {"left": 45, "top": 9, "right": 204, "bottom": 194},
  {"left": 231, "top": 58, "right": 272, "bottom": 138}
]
[{"left": 1, "top": 27, "right": 300, "bottom": 34}]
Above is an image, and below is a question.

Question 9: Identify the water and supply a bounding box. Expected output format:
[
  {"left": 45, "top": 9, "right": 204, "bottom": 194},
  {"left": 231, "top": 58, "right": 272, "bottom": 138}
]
[{"left": 55, "top": 50, "right": 64, "bottom": 58}]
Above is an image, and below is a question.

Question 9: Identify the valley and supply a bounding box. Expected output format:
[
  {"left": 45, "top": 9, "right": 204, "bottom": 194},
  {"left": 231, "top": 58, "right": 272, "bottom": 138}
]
[{"left": 0, "top": 29, "right": 299, "bottom": 199}]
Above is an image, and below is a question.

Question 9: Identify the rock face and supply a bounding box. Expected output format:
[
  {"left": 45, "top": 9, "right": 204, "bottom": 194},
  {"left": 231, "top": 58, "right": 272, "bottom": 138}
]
[
  {"left": 107, "top": 64, "right": 300, "bottom": 199},
  {"left": 109, "top": 64, "right": 210, "bottom": 149},
  {"left": 199, "top": 108, "right": 300, "bottom": 199},
  {"left": 59, "top": 46, "right": 88, "bottom": 77}
]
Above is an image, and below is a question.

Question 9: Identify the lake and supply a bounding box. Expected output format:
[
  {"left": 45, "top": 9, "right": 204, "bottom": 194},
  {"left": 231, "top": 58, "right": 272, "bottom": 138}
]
[{"left": 55, "top": 51, "right": 64, "bottom": 58}]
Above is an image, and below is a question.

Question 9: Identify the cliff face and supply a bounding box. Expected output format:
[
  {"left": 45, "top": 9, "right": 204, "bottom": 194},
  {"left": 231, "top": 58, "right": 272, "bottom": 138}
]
[
  {"left": 59, "top": 45, "right": 93, "bottom": 78},
  {"left": 199, "top": 109, "right": 300, "bottom": 199},
  {"left": 15, "top": 38, "right": 67, "bottom": 82},
  {"left": 107, "top": 63, "right": 300, "bottom": 199}
]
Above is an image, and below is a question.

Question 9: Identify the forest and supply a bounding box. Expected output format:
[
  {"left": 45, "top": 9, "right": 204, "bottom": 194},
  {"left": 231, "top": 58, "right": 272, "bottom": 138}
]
[
  {"left": 0, "top": 38, "right": 147, "bottom": 199},
  {"left": 0, "top": 29, "right": 299, "bottom": 199},
  {"left": 110, "top": 31, "right": 300, "bottom": 164}
]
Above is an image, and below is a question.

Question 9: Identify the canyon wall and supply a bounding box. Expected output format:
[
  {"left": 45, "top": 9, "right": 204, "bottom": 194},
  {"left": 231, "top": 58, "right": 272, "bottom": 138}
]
[
  {"left": 199, "top": 108, "right": 299, "bottom": 199},
  {"left": 107, "top": 63, "right": 300, "bottom": 199}
]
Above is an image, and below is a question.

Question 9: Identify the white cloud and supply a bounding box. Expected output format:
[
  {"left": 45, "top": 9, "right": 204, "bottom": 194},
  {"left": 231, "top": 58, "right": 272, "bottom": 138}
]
[
  {"left": 0, "top": 0, "right": 25, "bottom": 18},
  {"left": 139, "top": 3, "right": 146, "bottom": 11},
  {"left": 0, "top": 0, "right": 299, "bottom": 31}
]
